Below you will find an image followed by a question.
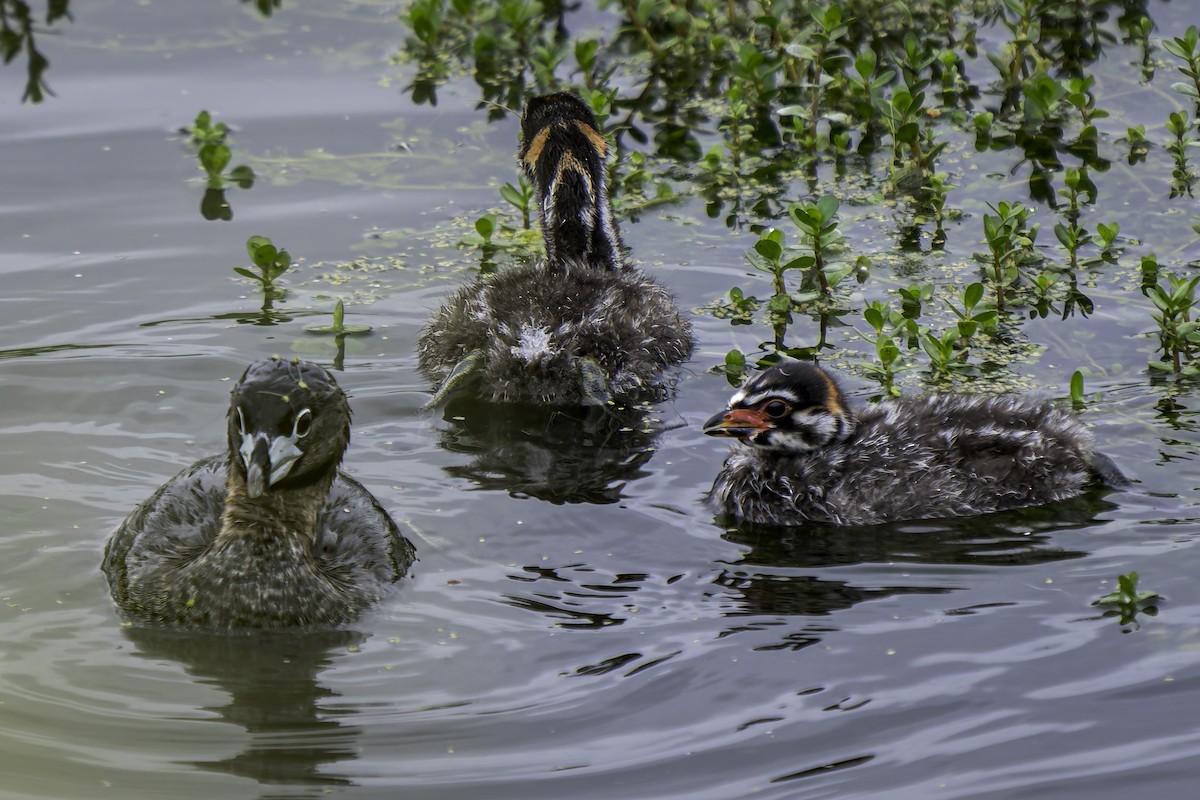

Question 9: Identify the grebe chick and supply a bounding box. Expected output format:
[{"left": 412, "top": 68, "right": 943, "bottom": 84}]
[
  {"left": 703, "top": 361, "right": 1123, "bottom": 527},
  {"left": 417, "top": 92, "right": 694, "bottom": 407},
  {"left": 103, "top": 358, "right": 415, "bottom": 629}
]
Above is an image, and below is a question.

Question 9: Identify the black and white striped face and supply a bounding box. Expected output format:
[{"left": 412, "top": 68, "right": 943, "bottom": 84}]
[
  {"left": 703, "top": 362, "right": 854, "bottom": 453},
  {"left": 227, "top": 358, "right": 352, "bottom": 498}
]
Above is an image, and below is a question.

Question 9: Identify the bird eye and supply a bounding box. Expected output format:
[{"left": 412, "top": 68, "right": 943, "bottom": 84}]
[
  {"left": 293, "top": 408, "right": 313, "bottom": 439},
  {"left": 763, "top": 400, "right": 790, "bottom": 419}
]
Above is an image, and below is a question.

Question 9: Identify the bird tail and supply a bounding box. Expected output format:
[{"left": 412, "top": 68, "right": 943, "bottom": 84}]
[{"left": 519, "top": 92, "right": 623, "bottom": 271}]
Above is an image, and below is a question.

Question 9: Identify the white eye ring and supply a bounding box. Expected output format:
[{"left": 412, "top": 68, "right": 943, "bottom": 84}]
[
  {"left": 236, "top": 407, "right": 248, "bottom": 436},
  {"left": 293, "top": 408, "right": 313, "bottom": 439}
]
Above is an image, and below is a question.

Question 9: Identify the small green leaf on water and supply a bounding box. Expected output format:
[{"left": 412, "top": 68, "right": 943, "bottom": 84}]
[{"left": 1069, "top": 370, "right": 1084, "bottom": 404}]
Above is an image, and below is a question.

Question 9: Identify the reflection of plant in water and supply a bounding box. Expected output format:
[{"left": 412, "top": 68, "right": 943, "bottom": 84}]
[{"left": 1, "top": 0, "right": 72, "bottom": 103}]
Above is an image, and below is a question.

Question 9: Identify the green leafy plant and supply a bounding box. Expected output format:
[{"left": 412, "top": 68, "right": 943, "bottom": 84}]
[
  {"left": 1147, "top": 271, "right": 1200, "bottom": 376},
  {"left": 1094, "top": 571, "right": 1159, "bottom": 631},
  {"left": 184, "top": 110, "right": 254, "bottom": 221},
  {"left": 921, "top": 328, "right": 971, "bottom": 378},
  {"left": 500, "top": 175, "right": 535, "bottom": 229},
  {"left": 306, "top": 299, "right": 371, "bottom": 335},
  {"left": 183, "top": 110, "right": 229, "bottom": 147},
  {"left": 1165, "top": 110, "right": 1197, "bottom": 197},
  {"left": 777, "top": 4, "right": 851, "bottom": 154},
  {"left": 1069, "top": 369, "right": 1085, "bottom": 406},
  {"left": 945, "top": 281, "right": 998, "bottom": 344},
  {"left": 197, "top": 140, "right": 255, "bottom": 190},
  {"left": 235, "top": 236, "right": 291, "bottom": 297},
  {"left": 975, "top": 200, "right": 1040, "bottom": 311},
  {"left": 1163, "top": 24, "right": 1200, "bottom": 115},
  {"left": 858, "top": 300, "right": 909, "bottom": 396},
  {"left": 722, "top": 348, "right": 748, "bottom": 386},
  {"left": 787, "top": 195, "right": 858, "bottom": 297},
  {"left": 1053, "top": 167, "right": 1094, "bottom": 272},
  {"left": 1122, "top": 124, "right": 1150, "bottom": 165}
]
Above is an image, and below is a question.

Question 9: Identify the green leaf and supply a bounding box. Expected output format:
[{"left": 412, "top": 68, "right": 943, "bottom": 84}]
[
  {"left": 200, "top": 143, "right": 232, "bottom": 176},
  {"left": 754, "top": 237, "right": 784, "bottom": 262},
  {"left": 475, "top": 214, "right": 496, "bottom": 240},
  {"left": 816, "top": 194, "right": 839, "bottom": 221},
  {"left": 246, "top": 235, "right": 272, "bottom": 258},
  {"left": 228, "top": 165, "right": 255, "bottom": 188},
  {"left": 963, "top": 282, "right": 984, "bottom": 309},
  {"left": 233, "top": 267, "right": 262, "bottom": 282},
  {"left": 499, "top": 182, "right": 524, "bottom": 208},
  {"left": 1069, "top": 370, "right": 1084, "bottom": 404}
]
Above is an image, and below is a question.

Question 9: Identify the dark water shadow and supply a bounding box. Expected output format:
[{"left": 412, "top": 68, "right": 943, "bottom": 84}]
[
  {"left": 121, "top": 626, "right": 364, "bottom": 798},
  {"left": 710, "top": 491, "right": 1116, "bottom": 651},
  {"left": 435, "top": 395, "right": 669, "bottom": 504}
]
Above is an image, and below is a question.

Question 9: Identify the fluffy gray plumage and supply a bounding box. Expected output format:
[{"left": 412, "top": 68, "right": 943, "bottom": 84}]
[
  {"left": 102, "top": 358, "right": 415, "bottom": 629},
  {"left": 704, "top": 361, "right": 1122, "bottom": 527},
  {"left": 416, "top": 92, "right": 693, "bottom": 406}
]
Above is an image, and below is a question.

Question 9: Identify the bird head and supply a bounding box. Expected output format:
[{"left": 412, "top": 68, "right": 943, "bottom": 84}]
[
  {"left": 703, "top": 361, "right": 855, "bottom": 453},
  {"left": 226, "top": 357, "right": 351, "bottom": 498}
]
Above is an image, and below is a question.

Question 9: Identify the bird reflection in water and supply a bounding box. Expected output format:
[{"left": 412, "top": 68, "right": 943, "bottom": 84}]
[
  {"left": 121, "top": 626, "right": 364, "bottom": 797},
  {"left": 435, "top": 395, "right": 671, "bottom": 504},
  {"left": 711, "top": 492, "right": 1115, "bottom": 651}
]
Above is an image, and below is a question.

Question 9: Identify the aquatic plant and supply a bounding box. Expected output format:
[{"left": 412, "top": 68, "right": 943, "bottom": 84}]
[
  {"left": 975, "top": 201, "right": 1040, "bottom": 312},
  {"left": 1163, "top": 24, "right": 1200, "bottom": 116},
  {"left": 500, "top": 175, "right": 535, "bottom": 230},
  {"left": 305, "top": 300, "right": 371, "bottom": 337},
  {"left": 1147, "top": 271, "right": 1200, "bottom": 377},
  {"left": 1165, "top": 110, "right": 1197, "bottom": 197},
  {"left": 236, "top": 236, "right": 291, "bottom": 298},
  {"left": 183, "top": 110, "right": 227, "bottom": 146},
  {"left": 1053, "top": 167, "right": 1094, "bottom": 272},
  {"left": 1094, "top": 571, "right": 1159, "bottom": 632},
  {"left": 384, "top": 1, "right": 1200, "bottom": 397},
  {"left": 858, "top": 299, "right": 908, "bottom": 396},
  {"left": 182, "top": 110, "right": 254, "bottom": 221},
  {"left": 1069, "top": 369, "right": 1085, "bottom": 406}
]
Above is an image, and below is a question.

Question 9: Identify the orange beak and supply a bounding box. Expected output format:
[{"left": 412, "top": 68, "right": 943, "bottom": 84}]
[{"left": 702, "top": 407, "right": 774, "bottom": 439}]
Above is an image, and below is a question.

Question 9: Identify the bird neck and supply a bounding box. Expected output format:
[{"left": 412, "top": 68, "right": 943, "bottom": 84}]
[
  {"left": 218, "top": 463, "right": 336, "bottom": 548},
  {"left": 523, "top": 118, "right": 622, "bottom": 271}
]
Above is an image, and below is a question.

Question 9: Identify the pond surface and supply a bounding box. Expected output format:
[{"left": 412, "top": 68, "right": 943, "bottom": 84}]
[{"left": 3, "top": 1, "right": 1200, "bottom": 798}]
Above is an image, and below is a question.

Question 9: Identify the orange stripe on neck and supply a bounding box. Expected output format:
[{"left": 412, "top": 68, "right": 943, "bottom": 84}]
[
  {"left": 522, "top": 126, "right": 552, "bottom": 168},
  {"left": 574, "top": 120, "right": 608, "bottom": 159}
]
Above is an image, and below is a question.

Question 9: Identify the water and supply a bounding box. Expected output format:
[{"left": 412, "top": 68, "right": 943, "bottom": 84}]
[{"left": 3, "top": 1, "right": 1200, "bottom": 798}]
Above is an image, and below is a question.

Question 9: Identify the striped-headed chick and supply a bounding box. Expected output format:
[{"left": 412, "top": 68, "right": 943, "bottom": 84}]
[
  {"left": 519, "top": 92, "right": 622, "bottom": 271},
  {"left": 704, "top": 360, "right": 855, "bottom": 452}
]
